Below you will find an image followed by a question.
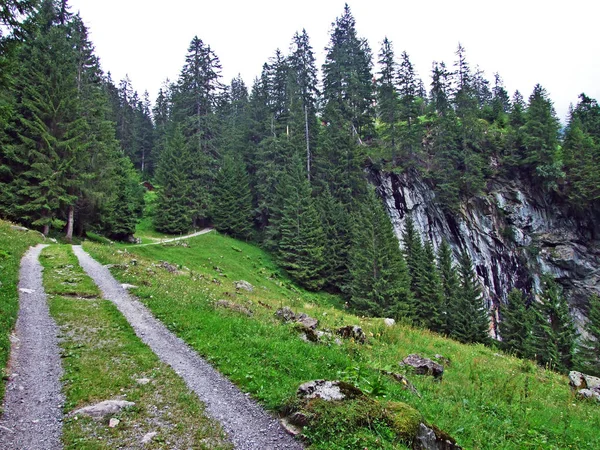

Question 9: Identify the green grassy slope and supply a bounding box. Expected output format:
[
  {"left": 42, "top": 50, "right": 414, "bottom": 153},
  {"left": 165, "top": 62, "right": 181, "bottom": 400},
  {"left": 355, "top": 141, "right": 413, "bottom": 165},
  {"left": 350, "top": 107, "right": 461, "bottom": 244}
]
[
  {"left": 0, "top": 220, "right": 43, "bottom": 406},
  {"left": 83, "top": 231, "right": 600, "bottom": 449}
]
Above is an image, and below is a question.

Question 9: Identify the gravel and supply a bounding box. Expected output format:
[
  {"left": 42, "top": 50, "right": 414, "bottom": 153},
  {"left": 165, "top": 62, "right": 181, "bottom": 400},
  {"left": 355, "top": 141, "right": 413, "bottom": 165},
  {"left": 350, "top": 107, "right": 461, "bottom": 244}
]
[
  {"left": 72, "top": 245, "right": 304, "bottom": 450},
  {"left": 0, "top": 245, "right": 65, "bottom": 450}
]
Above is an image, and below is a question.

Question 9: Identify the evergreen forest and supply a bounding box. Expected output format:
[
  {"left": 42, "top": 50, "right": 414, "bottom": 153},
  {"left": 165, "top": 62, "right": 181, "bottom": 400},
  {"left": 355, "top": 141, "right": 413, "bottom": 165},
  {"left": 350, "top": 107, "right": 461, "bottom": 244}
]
[{"left": 2, "top": 1, "right": 600, "bottom": 375}]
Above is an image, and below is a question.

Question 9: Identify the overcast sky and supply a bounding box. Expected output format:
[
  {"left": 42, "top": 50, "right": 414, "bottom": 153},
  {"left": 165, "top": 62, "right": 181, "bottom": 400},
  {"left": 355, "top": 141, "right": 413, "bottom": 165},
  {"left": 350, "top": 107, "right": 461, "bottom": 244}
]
[{"left": 68, "top": 0, "right": 599, "bottom": 122}]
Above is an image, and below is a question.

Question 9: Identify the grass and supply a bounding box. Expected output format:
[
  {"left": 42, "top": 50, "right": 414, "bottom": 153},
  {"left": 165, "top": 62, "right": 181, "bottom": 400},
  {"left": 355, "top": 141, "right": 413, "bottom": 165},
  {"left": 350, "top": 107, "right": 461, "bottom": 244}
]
[
  {"left": 83, "top": 231, "right": 600, "bottom": 449},
  {"left": 40, "top": 245, "right": 232, "bottom": 449},
  {"left": 0, "top": 220, "right": 43, "bottom": 406}
]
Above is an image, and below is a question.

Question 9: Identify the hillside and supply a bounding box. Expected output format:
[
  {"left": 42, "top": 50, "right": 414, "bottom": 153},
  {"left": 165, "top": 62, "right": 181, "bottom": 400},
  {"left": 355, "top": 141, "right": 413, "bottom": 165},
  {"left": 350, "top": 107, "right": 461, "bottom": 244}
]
[{"left": 78, "top": 229, "right": 599, "bottom": 449}]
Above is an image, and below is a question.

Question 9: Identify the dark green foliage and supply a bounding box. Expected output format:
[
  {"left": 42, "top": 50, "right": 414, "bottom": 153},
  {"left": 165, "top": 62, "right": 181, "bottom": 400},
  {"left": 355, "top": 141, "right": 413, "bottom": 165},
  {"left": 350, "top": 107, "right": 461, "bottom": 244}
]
[
  {"left": 347, "top": 187, "right": 412, "bottom": 319},
  {"left": 401, "top": 216, "right": 424, "bottom": 306},
  {"left": 416, "top": 241, "right": 444, "bottom": 332},
  {"left": 275, "top": 154, "right": 325, "bottom": 290},
  {"left": 530, "top": 276, "right": 576, "bottom": 373},
  {"left": 437, "top": 239, "right": 460, "bottom": 335},
  {"left": 521, "top": 84, "right": 563, "bottom": 188},
  {"left": 317, "top": 187, "right": 351, "bottom": 292},
  {"left": 575, "top": 295, "right": 600, "bottom": 377},
  {"left": 452, "top": 251, "right": 489, "bottom": 344},
  {"left": 499, "top": 289, "right": 533, "bottom": 358},
  {"left": 212, "top": 155, "right": 253, "bottom": 240},
  {"left": 153, "top": 127, "right": 192, "bottom": 234},
  {"left": 563, "top": 94, "right": 600, "bottom": 208},
  {"left": 322, "top": 4, "right": 374, "bottom": 140},
  {"left": 375, "top": 37, "right": 399, "bottom": 160}
]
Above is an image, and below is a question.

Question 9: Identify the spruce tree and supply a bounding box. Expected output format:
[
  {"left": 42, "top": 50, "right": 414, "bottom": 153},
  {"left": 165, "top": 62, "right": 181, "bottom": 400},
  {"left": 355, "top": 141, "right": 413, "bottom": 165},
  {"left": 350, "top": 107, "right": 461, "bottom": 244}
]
[
  {"left": 575, "top": 295, "right": 600, "bottom": 377},
  {"left": 454, "top": 251, "right": 489, "bottom": 344},
  {"left": 348, "top": 186, "right": 412, "bottom": 319},
  {"left": 397, "top": 50, "right": 421, "bottom": 164},
  {"left": 154, "top": 127, "right": 192, "bottom": 234},
  {"left": 499, "top": 289, "right": 533, "bottom": 358},
  {"left": 376, "top": 37, "right": 399, "bottom": 160},
  {"left": 317, "top": 186, "right": 352, "bottom": 293},
  {"left": 276, "top": 154, "right": 325, "bottom": 290},
  {"left": 401, "top": 215, "right": 424, "bottom": 317},
  {"left": 322, "top": 3, "right": 374, "bottom": 140},
  {"left": 437, "top": 239, "right": 460, "bottom": 335},
  {"left": 522, "top": 84, "right": 563, "bottom": 188},
  {"left": 531, "top": 276, "right": 576, "bottom": 373},
  {"left": 212, "top": 155, "right": 254, "bottom": 240},
  {"left": 417, "top": 241, "right": 445, "bottom": 332}
]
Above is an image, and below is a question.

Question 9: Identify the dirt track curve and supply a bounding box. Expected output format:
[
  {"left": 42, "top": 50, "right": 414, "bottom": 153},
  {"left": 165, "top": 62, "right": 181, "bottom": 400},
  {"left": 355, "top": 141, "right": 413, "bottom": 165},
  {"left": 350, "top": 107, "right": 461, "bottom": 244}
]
[{"left": 72, "top": 245, "right": 303, "bottom": 450}]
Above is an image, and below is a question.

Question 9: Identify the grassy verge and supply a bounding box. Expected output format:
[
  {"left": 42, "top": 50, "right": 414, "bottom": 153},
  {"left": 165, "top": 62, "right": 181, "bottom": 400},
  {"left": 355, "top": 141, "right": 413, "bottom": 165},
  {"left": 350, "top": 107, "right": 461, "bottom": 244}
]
[
  {"left": 83, "top": 233, "right": 600, "bottom": 449},
  {"left": 41, "top": 245, "right": 231, "bottom": 449},
  {"left": 0, "top": 220, "right": 43, "bottom": 405}
]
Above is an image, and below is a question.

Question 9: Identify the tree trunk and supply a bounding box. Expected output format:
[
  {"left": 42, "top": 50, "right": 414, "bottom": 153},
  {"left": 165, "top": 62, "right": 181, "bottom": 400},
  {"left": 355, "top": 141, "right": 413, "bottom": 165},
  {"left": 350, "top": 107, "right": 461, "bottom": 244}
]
[
  {"left": 43, "top": 224, "right": 50, "bottom": 236},
  {"left": 305, "top": 105, "right": 311, "bottom": 181},
  {"left": 65, "top": 205, "right": 74, "bottom": 242}
]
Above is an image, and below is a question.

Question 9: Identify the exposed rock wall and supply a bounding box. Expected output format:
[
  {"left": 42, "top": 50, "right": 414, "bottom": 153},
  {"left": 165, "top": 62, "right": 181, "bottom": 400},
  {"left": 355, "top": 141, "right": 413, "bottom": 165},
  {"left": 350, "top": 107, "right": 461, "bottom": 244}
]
[{"left": 371, "top": 169, "right": 600, "bottom": 336}]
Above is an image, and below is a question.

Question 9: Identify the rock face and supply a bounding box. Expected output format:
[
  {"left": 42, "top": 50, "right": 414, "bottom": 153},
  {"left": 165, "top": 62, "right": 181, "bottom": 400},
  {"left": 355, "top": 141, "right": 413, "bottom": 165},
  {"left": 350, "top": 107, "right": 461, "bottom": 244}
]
[
  {"left": 401, "top": 354, "right": 444, "bottom": 379},
  {"left": 372, "top": 169, "right": 600, "bottom": 335}
]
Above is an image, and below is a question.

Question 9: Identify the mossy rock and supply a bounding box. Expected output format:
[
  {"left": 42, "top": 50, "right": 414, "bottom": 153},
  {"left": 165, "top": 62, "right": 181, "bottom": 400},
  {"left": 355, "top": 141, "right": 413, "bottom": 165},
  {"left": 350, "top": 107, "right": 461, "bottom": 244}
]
[{"left": 383, "top": 401, "right": 422, "bottom": 440}]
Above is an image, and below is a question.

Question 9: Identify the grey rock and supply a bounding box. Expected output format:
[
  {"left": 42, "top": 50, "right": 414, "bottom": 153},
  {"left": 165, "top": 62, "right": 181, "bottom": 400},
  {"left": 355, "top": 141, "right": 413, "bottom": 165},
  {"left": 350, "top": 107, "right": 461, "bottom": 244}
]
[
  {"left": 297, "top": 380, "right": 362, "bottom": 402},
  {"left": 275, "top": 307, "right": 296, "bottom": 322},
  {"left": 136, "top": 378, "right": 151, "bottom": 385},
  {"left": 576, "top": 389, "right": 600, "bottom": 401},
  {"left": 71, "top": 400, "right": 135, "bottom": 419},
  {"left": 296, "top": 313, "right": 318, "bottom": 330},
  {"left": 121, "top": 283, "right": 138, "bottom": 290},
  {"left": 234, "top": 280, "right": 254, "bottom": 292},
  {"left": 141, "top": 431, "right": 158, "bottom": 444},
  {"left": 10, "top": 225, "right": 29, "bottom": 232},
  {"left": 280, "top": 418, "right": 302, "bottom": 437},
  {"left": 384, "top": 318, "right": 396, "bottom": 327},
  {"left": 374, "top": 169, "right": 600, "bottom": 337},
  {"left": 158, "top": 261, "right": 179, "bottom": 273},
  {"left": 415, "top": 423, "right": 462, "bottom": 450},
  {"left": 336, "top": 325, "right": 366, "bottom": 344},
  {"left": 569, "top": 371, "right": 600, "bottom": 390},
  {"left": 401, "top": 354, "right": 444, "bottom": 379},
  {"left": 108, "top": 418, "right": 120, "bottom": 428}
]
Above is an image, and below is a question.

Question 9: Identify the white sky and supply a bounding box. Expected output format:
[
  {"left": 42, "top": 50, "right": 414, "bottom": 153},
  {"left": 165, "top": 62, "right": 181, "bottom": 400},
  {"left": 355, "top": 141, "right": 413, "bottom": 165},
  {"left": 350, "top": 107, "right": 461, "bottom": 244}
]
[{"left": 68, "top": 0, "right": 600, "bottom": 122}]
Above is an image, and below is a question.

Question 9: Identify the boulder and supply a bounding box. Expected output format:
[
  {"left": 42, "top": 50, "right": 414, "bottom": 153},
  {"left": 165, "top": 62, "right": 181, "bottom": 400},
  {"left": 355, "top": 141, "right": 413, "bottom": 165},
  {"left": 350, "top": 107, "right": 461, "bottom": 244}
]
[
  {"left": 296, "top": 313, "right": 318, "bottom": 330},
  {"left": 297, "top": 380, "right": 363, "bottom": 402},
  {"left": 576, "top": 388, "right": 600, "bottom": 401},
  {"left": 275, "top": 307, "right": 296, "bottom": 322},
  {"left": 336, "top": 325, "right": 366, "bottom": 344},
  {"left": 295, "top": 323, "right": 319, "bottom": 342},
  {"left": 141, "top": 431, "right": 158, "bottom": 444},
  {"left": 415, "top": 422, "right": 462, "bottom": 450},
  {"left": 569, "top": 371, "right": 600, "bottom": 390},
  {"left": 71, "top": 400, "right": 135, "bottom": 420},
  {"left": 384, "top": 318, "right": 396, "bottom": 327},
  {"left": 159, "top": 261, "right": 179, "bottom": 273},
  {"left": 401, "top": 354, "right": 444, "bottom": 379},
  {"left": 234, "top": 280, "right": 254, "bottom": 292}
]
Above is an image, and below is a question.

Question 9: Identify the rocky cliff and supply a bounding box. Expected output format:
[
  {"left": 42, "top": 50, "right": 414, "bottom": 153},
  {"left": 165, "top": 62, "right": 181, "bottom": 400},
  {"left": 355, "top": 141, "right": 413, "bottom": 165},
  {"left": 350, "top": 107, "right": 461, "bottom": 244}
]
[{"left": 372, "top": 169, "right": 600, "bottom": 337}]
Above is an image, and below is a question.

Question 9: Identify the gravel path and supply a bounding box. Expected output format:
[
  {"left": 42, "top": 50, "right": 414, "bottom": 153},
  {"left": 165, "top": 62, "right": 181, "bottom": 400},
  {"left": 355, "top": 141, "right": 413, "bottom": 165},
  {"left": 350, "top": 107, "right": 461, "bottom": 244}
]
[
  {"left": 0, "top": 245, "right": 64, "bottom": 450},
  {"left": 136, "top": 228, "right": 212, "bottom": 246},
  {"left": 72, "top": 245, "right": 303, "bottom": 450}
]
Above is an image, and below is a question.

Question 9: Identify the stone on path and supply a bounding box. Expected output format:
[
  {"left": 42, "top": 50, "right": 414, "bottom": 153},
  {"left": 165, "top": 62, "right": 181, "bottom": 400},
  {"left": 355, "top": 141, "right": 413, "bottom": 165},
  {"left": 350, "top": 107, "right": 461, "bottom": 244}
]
[{"left": 71, "top": 400, "right": 135, "bottom": 420}]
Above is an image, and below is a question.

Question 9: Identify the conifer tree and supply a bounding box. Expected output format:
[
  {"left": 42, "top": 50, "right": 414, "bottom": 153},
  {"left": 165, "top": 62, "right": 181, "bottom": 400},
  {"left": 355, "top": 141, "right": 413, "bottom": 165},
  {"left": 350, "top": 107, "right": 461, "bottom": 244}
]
[
  {"left": 376, "top": 37, "right": 399, "bottom": 160},
  {"left": 531, "top": 277, "right": 576, "bottom": 372},
  {"left": 322, "top": 3, "right": 374, "bottom": 140},
  {"left": 417, "top": 241, "right": 445, "bottom": 332},
  {"left": 454, "top": 251, "right": 489, "bottom": 344},
  {"left": 575, "top": 294, "right": 600, "bottom": 377},
  {"left": 522, "top": 84, "right": 563, "bottom": 188},
  {"left": 211, "top": 155, "right": 253, "bottom": 240},
  {"left": 276, "top": 154, "right": 325, "bottom": 290},
  {"left": 437, "top": 239, "right": 460, "bottom": 335},
  {"left": 401, "top": 215, "right": 424, "bottom": 316},
  {"left": 397, "top": 50, "right": 421, "bottom": 163},
  {"left": 317, "top": 187, "right": 352, "bottom": 293},
  {"left": 154, "top": 127, "right": 192, "bottom": 234},
  {"left": 348, "top": 186, "right": 412, "bottom": 319},
  {"left": 499, "top": 289, "right": 533, "bottom": 358}
]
